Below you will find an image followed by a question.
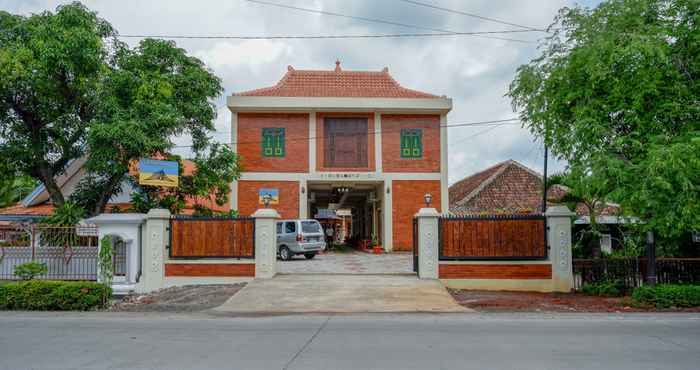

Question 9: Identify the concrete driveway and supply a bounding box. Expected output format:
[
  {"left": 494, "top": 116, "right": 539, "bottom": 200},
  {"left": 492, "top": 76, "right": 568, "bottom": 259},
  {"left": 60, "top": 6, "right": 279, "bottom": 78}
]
[
  {"left": 214, "top": 274, "right": 468, "bottom": 313},
  {"left": 277, "top": 250, "right": 413, "bottom": 274}
]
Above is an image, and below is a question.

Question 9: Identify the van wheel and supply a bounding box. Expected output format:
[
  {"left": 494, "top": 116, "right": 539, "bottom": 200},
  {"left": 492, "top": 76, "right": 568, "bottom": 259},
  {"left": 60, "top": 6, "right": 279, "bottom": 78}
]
[
  {"left": 279, "top": 246, "right": 292, "bottom": 261},
  {"left": 304, "top": 253, "right": 316, "bottom": 260}
]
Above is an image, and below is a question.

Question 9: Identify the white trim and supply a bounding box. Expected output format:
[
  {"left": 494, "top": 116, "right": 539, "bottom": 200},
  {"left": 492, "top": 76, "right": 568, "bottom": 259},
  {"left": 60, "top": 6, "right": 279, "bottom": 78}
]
[
  {"left": 440, "top": 113, "right": 448, "bottom": 212},
  {"left": 238, "top": 172, "right": 441, "bottom": 182},
  {"left": 231, "top": 112, "right": 238, "bottom": 154},
  {"left": 374, "top": 112, "right": 382, "bottom": 173},
  {"left": 228, "top": 96, "right": 452, "bottom": 113},
  {"left": 299, "top": 179, "right": 308, "bottom": 218},
  {"left": 308, "top": 112, "right": 316, "bottom": 173},
  {"left": 231, "top": 180, "right": 238, "bottom": 211}
]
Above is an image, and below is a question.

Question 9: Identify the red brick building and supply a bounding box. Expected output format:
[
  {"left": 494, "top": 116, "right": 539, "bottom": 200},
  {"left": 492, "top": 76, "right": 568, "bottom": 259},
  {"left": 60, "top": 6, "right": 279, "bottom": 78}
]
[{"left": 229, "top": 62, "right": 452, "bottom": 251}]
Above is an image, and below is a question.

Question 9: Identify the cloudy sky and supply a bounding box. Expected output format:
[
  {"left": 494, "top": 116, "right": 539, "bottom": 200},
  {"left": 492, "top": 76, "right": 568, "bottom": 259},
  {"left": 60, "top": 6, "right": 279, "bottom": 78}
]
[{"left": 2, "top": 0, "right": 602, "bottom": 183}]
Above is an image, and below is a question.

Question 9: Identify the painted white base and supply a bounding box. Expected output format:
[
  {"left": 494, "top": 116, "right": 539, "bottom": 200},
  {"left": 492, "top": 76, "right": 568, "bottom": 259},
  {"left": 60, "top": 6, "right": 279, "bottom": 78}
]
[
  {"left": 164, "top": 277, "right": 254, "bottom": 287},
  {"left": 111, "top": 283, "right": 136, "bottom": 295},
  {"left": 440, "top": 279, "right": 556, "bottom": 293}
]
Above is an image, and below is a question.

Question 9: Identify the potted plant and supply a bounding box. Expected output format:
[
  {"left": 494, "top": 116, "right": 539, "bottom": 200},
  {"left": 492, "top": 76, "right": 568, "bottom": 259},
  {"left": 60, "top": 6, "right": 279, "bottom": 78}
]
[{"left": 370, "top": 236, "right": 382, "bottom": 254}]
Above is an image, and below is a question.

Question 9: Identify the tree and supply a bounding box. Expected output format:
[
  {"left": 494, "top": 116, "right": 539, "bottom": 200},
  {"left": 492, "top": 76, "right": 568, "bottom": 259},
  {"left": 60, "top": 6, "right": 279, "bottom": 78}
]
[
  {"left": 0, "top": 163, "right": 36, "bottom": 208},
  {"left": 0, "top": 3, "right": 236, "bottom": 216},
  {"left": 508, "top": 0, "right": 699, "bottom": 238}
]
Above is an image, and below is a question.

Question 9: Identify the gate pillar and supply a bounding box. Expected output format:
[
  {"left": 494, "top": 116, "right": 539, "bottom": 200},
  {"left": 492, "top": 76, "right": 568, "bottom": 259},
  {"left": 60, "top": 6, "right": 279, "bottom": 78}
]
[
  {"left": 138, "top": 208, "right": 170, "bottom": 293},
  {"left": 546, "top": 206, "right": 575, "bottom": 292},
  {"left": 416, "top": 207, "right": 440, "bottom": 279},
  {"left": 252, "top": 208, "right": 280, "bottom": 279}
]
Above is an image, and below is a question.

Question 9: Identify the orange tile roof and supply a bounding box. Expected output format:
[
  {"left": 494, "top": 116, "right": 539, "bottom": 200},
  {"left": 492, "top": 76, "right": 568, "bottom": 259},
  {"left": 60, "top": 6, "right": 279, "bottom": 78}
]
[
  {"left": 235, "top": 63, "right": 439, "bottom": 98},
  {"left": 0, "top": 203, "right": 55, "bottom": 216}
]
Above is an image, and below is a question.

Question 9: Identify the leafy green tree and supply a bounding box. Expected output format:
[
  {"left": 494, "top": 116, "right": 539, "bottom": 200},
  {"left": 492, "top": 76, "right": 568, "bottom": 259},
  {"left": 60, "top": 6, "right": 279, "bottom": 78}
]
[
  {"left": 508, "top": 0, "right": 699, "bottom": 238},
  {"left": 0, "top": 163, "right": 36, "bottom": 208},
  {"left": 0, "top": 3, "right": 237, "bottom": 216}
]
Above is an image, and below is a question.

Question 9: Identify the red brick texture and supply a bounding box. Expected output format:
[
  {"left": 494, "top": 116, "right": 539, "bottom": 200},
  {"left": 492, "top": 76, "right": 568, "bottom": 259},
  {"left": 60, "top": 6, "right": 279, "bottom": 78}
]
[
  {"left": 316, "top": 112, "right": 375, "bottom": 172},
  {"left": 237, "top": 180, "right": 299, "bottom": 218},
  {"left": 392, "top": 180, "right": 441, "bottom": 251},
  {"left": 164, "top": 263, "right": 255, "bottom": 277},
  {"left": 438, "top": 264, "right": 552, "bottom": 279},
  {"left": 237, "top": 113, "right": 309, "bottom": 173},
  {"left": 381, "top": 115, "right": 440, "bottom": 173}
]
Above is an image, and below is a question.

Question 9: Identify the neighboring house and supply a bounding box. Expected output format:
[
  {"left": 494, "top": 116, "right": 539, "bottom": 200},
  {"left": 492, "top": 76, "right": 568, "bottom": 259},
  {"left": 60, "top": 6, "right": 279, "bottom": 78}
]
[
  {"left": 0, "top": 158, "right": 227, "bottom": 222},
  {"left": 448, "top": 159, "right": 625, "bottom": 252},
  {"left": 229, "top": 61, "right": 452, "bottom": 251}
]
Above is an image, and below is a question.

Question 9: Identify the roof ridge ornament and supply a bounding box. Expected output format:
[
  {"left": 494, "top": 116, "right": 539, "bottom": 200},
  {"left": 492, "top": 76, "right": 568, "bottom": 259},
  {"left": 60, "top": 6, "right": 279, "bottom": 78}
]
[{"left": 334, "top": 59, "right": 341, "bottom": 72}]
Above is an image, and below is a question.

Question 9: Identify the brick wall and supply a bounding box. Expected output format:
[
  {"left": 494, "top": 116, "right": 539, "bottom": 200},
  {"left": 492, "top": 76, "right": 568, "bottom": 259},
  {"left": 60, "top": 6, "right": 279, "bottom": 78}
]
[
  {"left": 237, "top": 113, "right": 309, "bottom": 173},
  {"left": 237, "top": 180, "right": 299, "bottom": 218},
  {"left": 316, "top": 112, "right": 375, "bottom": 172},
  {"left": 381, "top": 115, "right": 440, "bottom": 173},
  {"left": 392, "top": 180, "right": 441, "bottom": 251}
]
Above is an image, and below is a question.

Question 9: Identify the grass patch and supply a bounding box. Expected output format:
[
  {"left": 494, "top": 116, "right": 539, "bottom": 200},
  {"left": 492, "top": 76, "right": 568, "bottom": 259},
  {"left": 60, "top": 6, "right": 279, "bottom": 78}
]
[{"left": 632, "top": 284, "right": 700, "bottom": 308}]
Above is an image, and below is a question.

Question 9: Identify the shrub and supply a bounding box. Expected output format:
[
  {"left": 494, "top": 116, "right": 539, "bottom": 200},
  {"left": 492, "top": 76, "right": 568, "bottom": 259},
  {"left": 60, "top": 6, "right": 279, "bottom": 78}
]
[
  {"left": 581, "top": 279, "right": 626, "bottom": 297},
  {"left": 14, "top": 261, "right": 48, "bottom": 280},
  {"left": 632, "top": 285, "right": 700, "bottom": 308},
  {"left": 0, "top": 280, "right": 111, "bottom": 311}
]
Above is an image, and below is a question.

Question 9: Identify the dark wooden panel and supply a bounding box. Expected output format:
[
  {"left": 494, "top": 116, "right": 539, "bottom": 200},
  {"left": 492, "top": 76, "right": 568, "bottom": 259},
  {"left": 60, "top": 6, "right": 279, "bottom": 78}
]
[
  {"left": 164, "top": 263, "right": 255, "bottom": 277},
  {"left": 323, "top": 117, "right": 368, "bottom": 168},
  {"left": 170, "top": 218, "right": 254, "bottom": 258},
  {"left": 440, "top": 217, "right": 545, "bottom": 259},
  {"left": 439, "top": 264, "right": 552, "bottom": 279}
]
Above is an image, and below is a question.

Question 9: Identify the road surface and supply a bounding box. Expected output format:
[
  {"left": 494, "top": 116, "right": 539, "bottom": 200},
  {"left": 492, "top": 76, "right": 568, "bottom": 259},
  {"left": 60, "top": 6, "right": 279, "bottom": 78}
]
[{"left": 1, "top": 312, "right": 699, "bottom": 370}]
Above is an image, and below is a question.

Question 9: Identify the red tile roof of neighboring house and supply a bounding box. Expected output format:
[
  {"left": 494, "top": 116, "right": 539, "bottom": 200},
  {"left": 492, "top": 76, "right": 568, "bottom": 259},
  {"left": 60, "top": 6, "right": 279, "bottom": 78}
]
[
  {"left": 449, "top": 160, "right": 620, "bottom": 217},
  {"left": 0, "top": 203, "right": 56, "bottom": 217},
  {"left": 234, "top": 62, "right": 439, "bottom": 98}
]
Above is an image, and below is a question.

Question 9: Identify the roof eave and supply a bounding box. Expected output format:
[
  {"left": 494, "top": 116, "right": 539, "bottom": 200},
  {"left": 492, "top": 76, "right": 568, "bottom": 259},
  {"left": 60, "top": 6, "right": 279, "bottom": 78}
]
[{"left": 227, "top": 95, "right": 452, "bottom": 114}]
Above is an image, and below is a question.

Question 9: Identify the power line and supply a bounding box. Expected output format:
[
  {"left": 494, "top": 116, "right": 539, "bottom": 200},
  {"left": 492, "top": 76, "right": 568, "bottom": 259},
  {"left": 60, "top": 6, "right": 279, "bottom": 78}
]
[
  {"left": 397, "top": 0, "right": 545, "bottom": 32},
  {"left": 243, "top": 0, "right": 534, "bottom": 43},
  {"left": 118, "top": 29, "right": 540, "bottom": 40},
  {"left": 171, "top": 118, "right": 522, "bottom": 149}
]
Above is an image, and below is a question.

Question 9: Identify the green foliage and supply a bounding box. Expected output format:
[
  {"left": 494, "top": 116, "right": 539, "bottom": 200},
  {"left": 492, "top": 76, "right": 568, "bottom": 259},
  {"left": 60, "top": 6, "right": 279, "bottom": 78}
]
[
  {"left": 581, "top": 279, "right": 627, "bottom": 297},
  {"left": 44, "top": 201, "right": 86, "bottom": 225},
  {"left": 0, "top": 280, "right": 110, "bottom": 310},
  {"left": 508, "top": 0, "right": 700, "bottom": 238},
  {"left": 632, "top": 284, "right": 700, "bottom": 308},
  {"left": 129, "top": 145, "right": 241, "bottom": 215},
  {"left": 0, "top": 162, "right": 36, "bottom": 207},
  {"left": 98, "top": 236, "right": 113, "bottom": 306},
  {"left": 0, "top": 3, "right": 236, "bottom": 216},
  {"left": 13, "top": 262, "right": 48, "bottom": 280}
]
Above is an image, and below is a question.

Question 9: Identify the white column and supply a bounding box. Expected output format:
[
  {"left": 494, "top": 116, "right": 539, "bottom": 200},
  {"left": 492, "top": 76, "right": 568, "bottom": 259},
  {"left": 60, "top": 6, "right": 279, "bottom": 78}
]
[
  {"left": 309, "top": 112, "right": 316, "bottom": 173},
  {"left": 137, "top": 208, "right": 170, "bottom": 293},
  {"left": 416, "top": 207, "right": 440, "bottom": 279},
  {"left": 299, "top": 180, "right": 308, "bottom": 218},
  {"left": 546, "top": 205, "right": 575, "bottom": 292},
  {"left": 374, "top": 112, "right": 382, "bottom": 173},
  {"left": 383, "top": 179, "right": 393, "bottom": 252},
  {"left": 439, "top": 113, "right": 448, "bottom": 213},
  {"left": 231, "top": 111, "right": 239, "bottom": 211},
  {"left": 252, "top": 208, "right": 280, "bottom": 279}
]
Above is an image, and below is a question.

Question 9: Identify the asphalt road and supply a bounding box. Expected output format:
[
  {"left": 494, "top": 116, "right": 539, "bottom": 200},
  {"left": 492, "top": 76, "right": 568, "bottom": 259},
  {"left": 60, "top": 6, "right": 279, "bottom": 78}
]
[{"left": 1, "top": 312, "right": 699, "bottom": 370}]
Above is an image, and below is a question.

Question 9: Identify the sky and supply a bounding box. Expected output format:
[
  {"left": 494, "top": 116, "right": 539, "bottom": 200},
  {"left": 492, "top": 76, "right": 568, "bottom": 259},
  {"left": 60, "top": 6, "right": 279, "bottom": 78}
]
[{"left": 1, "top": 0, "right": 602, "bottom": 184}]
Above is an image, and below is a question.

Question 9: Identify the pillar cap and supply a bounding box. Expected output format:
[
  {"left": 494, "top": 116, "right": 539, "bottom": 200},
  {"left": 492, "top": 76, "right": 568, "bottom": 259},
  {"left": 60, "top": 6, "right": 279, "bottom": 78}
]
[
  {"left": 252, "top": 208, "right": 281, "bottom": 219},
  {"left": 146, "top": 208, "right": 171, "bottom": 219},
  {"left": 415, "top": 207, "right": 440, "bottom": 218},
  {"left": 545, "top": 205, "right": 576, "bottom": 217}
]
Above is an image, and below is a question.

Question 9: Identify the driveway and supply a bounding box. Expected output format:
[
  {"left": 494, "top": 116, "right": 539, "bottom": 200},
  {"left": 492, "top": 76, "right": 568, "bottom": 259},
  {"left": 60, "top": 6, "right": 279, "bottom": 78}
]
[
  {"left": 277, "top": 250, "right": 413, "bottom": 274},
  {"left": 214, "top": 274, "right": 467, "bottom": 313}
]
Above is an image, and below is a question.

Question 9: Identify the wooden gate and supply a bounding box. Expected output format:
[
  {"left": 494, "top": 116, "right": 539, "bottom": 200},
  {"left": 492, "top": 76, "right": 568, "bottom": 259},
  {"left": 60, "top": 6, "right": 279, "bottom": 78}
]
[
  {"left": 438, "top": 214, "right": 547, "bottom": 260},
  {"left": 169, "top": 216, "right": 255, "bottom": 259}
]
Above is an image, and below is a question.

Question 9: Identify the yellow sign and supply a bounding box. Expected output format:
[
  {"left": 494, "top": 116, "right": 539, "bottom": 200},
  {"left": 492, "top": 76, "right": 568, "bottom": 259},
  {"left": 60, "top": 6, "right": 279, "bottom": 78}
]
[{"left": 138, "top": 159, "right": 179, "bottom": 187}]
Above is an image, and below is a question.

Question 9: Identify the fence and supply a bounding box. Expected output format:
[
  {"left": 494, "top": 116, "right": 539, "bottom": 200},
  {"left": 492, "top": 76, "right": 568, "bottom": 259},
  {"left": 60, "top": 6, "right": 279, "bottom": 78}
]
[
  {"left": 169, "top": 216, "right": 255, "bottom": 259},
  {"left": 573, "top": 257, "right": 700, "bottom": 290},
  {"left": 438, "top": 214, "right": 547, "bottom": 260},
  {"left": 0, "top": 224, "right": 100, "bottom": 280}
]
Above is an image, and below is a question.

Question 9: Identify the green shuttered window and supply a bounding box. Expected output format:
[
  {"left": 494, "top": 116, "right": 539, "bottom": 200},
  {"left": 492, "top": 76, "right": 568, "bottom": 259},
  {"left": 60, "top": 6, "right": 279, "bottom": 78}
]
[
  {"left": 262, "top": 128, "right": 285, "bottom": 157},
  {"left": 400, "top": 128, "right": 422, "bottom": 158}
]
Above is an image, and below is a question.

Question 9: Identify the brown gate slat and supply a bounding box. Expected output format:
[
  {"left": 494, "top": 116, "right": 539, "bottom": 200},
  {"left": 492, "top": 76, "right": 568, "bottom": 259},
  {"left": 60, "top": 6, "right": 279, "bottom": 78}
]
[{"left": 170, "top": 217, "right": 255, "bottom": 258}]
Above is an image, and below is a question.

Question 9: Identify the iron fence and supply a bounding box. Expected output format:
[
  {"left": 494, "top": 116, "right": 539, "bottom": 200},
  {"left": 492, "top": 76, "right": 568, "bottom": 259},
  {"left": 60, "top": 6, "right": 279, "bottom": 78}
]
[
  {"left": 573, "top": 257, "right": 700, "bottom": 290},
  {"left": 0, "top": 224, "right": 99, "bottom": 280}
]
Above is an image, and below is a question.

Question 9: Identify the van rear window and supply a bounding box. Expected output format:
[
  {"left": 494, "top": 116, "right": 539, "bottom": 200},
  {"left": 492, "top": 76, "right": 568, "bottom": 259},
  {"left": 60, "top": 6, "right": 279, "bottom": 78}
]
[{"left": 301, "top": 221, "right": 321, "bottom": 233}]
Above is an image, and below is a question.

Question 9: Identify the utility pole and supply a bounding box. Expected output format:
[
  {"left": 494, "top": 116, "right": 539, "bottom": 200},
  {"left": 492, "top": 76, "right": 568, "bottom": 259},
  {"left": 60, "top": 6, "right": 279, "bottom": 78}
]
[
  {"left": 542, "top": 144, "right": 548, "bottom": 213},
  {"left": 646, "top": 231, "right": 657, "bottom": 286}
]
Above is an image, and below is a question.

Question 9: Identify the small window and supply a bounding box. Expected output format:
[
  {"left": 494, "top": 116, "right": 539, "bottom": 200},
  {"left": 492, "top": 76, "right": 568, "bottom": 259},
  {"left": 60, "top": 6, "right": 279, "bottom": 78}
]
[
  {"left": 276, "top": 222, "right": 283, "bottom": 234},
  {"left": 400, "top": 128, "right": 422, "bottom": 158},
  {"left": 262, "top": 128, "right": 285, "bottom": 157},
  {"left": 285, "top": 221, "right": 296, "bottom": 234},
  {"left": 302, "top": 221, "right": 321, "bottom": 233}
]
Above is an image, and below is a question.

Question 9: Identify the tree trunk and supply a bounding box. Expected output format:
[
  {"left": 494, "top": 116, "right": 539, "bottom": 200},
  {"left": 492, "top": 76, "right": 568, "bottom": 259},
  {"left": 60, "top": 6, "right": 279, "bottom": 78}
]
[
  {"left": 90, "top": 173, "right": 125, "bottom": 217},
  {"left": 36, "top": 166, "right": 65, "bottom": 207}
]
